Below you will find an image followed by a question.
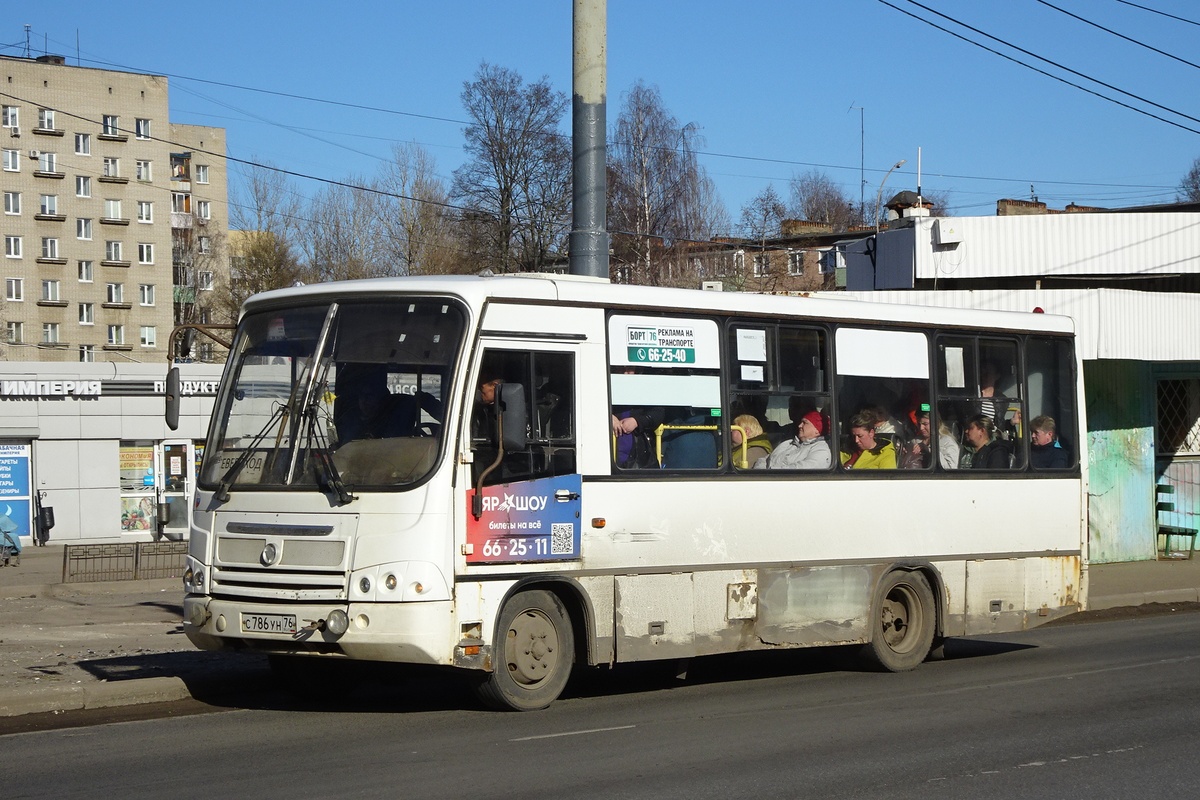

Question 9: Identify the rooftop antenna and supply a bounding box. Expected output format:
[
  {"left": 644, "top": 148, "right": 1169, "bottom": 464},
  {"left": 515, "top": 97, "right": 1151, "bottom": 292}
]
[
  {"left": 917, "top": 146, "right": 923, "bottom": 208},
  {"left": 1030, "top": 183, "right": 1038, "bottom": 203},
  {"left": 23, "top": 24, "right": 31, "bottom": 58},
  {"left": 849, "top": 103, "right": 865, "bottom": 220}
]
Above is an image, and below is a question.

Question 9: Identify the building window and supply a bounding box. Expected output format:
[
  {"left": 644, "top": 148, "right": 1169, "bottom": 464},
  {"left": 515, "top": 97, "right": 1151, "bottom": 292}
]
[
  {"left": 37, "top": 152, "right": 57, "bottom": 173},
  {"left": 140, "top": 325, "right": 156, "bottom": 347},
  {"left": 5, "top": 235, "right": 22, "bottom": 259},
  {"left": 76, "top": 175, "right": 91, "bottom": 197},
  {"left": 752, "top": 253, "right": 770, "bottom": 277},
  {"left": 40, "top": 194, "right": 58, "bottom": 215},
  {"left": 7, "top": 321, "right": 23, "bottom": 344},
  {"left": 1, "top": 105, "right": 17, "bottom": 128},
  {"left": 78, "top": 260, "right": 94, "bottom": 282},
  {"left": 137, "top": 201, "right": 153, "bottom": 223},
  {"left": 42, "top": 322, "right": 59, "bottom": 344},
  {"left": 102, "top": 156, "right": 119, "bottom": 178},
  {"left": 195, "top": 164, "right": 209, "bottom": 184},
  {"left": 136, "top": 160, "right": 152, "bottom": 182},
  {"left": 75, "top": 132, "right": 91, "bottom": 155},
  {"left": 102, "top": 115, "right": 119, "bottom": 136},
  {"left": 41, "top": 237, "right": 59, "bottom": 259},
  {"left": 3, "top": 191, "right": 18, "bottom": 215},
  {"left": 198, "top": 270, "right": 214, "bottom": 291},
  {"left": 3, "top": 148, "right": 19, "bottom": 172},
  {"left": 138, "top": 243, "right": 154, "bottom": 264},
  {"left": 171, "top": 192, "right": 190, "bottom": 214},
  {"left": 37, "top": 108, "right": 55, "bottom": 130},
  {"left": 107, "top": 324, "right": 124, "bottom": 346},
  {"left": 788, "top": 251, "right": 804, "bottom": 276},
  {"left": 42, "top": 279, "right": 60, "bottom": 302},
  {"left": 198, "top": 236, "right": 211, "bottom": 255},
  {"left": 79, "top": 344, "right": 95, "bottom": 363},
  {"left": 197, "top": 200, "right": 211, "bottom": 220},
  {"left": 104, "top": 199, "right": 122, "bottom": 220},
  {"left": 5, "top": 277, "right": 22, "bottom": 301},
  {"left": 77, "top": 218, "right": 92, "bottom": 240},
  {"left": 139, "top": 283, "right": 155, "bottom": 306},
  {"left": 105, "top": 240, "right": 123, "bottom": 262},
  {"left": 135, "top": 118, "right": 151, "bottom": 139},
  {"left": 106, "top": 282, "right": 124, "bottom": 304},
  {"left": 79, "top": 302, "right": 94, "bottom": 324}
]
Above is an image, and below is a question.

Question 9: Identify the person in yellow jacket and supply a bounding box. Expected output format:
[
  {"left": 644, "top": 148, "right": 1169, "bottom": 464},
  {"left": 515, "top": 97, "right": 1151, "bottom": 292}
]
[{"left": 840, "top": 411, "right": 897, "bottom": 469}]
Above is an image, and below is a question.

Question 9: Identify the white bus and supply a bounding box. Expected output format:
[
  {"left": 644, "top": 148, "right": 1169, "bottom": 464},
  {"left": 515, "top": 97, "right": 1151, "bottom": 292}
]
[{"left": 178, "top": 274, "right": 1087, "bottom": 710}]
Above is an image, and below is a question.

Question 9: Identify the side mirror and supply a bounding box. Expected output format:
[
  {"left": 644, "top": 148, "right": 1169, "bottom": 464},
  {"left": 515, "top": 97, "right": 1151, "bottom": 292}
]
[
  {"left": 165, "top": 367, "right": 180, "bottom": 431},
  {"left": 497, "top": 382, "right": 528, "bottom": 451}
]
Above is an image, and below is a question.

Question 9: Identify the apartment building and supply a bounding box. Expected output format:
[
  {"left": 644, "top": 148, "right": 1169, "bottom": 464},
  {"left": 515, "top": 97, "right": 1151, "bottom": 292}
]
[
  {"left": 1, "top": 53, "right": 227, "bottom": 364},
  {"left": 1, "top": 54, "right": 227, "bottom": 545}
]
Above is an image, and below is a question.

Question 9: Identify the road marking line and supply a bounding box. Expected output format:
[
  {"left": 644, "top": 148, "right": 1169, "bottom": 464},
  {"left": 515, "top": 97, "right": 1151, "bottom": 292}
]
[{"left": 510, "top": 724, "right": 636, "bottom": 742}]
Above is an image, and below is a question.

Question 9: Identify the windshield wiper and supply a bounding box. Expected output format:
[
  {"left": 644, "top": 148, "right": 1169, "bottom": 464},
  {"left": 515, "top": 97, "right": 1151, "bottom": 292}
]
[{"left": 214, "top": 402, "right": 288, "bottom": 504}]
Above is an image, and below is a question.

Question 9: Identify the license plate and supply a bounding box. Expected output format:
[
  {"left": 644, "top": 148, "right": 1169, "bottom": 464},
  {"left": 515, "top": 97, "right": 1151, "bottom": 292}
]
[{"left": 241, "top": 613, "right": 297, "bottom": 634}]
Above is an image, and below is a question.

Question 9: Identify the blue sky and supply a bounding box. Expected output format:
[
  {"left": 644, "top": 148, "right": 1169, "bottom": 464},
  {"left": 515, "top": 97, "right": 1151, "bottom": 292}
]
[{"left": 7, "top": 1, "right": 1199, "bottom": 225}]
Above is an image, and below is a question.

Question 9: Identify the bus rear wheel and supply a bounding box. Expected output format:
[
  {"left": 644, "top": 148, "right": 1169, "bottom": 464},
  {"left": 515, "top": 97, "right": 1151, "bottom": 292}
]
[
  {"left": 865, "top": 570, "right": 935, "bottom": 672},
  {"left": 475, "top": 589, "right": 574, "bottom": 711}
]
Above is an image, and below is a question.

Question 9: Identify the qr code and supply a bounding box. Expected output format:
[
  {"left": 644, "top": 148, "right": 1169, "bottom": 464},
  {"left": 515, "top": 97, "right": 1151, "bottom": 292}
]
[{"left": 550, "top": 523, "right": 575, "bottom": 555}]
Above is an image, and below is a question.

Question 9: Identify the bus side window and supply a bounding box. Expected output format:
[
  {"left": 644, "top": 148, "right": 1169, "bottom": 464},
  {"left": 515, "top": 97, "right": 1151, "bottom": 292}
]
[{"left": 471, "top": 349, "right": 576, "bottom": 487}]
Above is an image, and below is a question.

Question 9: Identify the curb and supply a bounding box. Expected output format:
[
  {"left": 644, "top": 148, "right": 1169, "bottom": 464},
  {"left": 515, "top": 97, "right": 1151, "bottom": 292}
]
[
  {"left": 0, "top": 676, "right": 191, "bottom": 718},
  {"left": 1086, "top": 588, "right": 1200, "bottom": 612}
]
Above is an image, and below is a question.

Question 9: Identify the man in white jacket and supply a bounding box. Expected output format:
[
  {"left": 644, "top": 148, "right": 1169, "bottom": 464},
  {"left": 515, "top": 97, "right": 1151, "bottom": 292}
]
[{"left": 755, "top": 410, "right": 832, "bottom": 470}]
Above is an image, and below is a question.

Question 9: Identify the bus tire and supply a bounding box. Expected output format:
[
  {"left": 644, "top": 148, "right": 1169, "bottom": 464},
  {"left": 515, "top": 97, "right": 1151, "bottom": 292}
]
[
  {"left": 864, "top": 570, "right": 936, "bottom": 672},
  {"left": 475, "top": 589, "right": 574, "bottom": 711}
]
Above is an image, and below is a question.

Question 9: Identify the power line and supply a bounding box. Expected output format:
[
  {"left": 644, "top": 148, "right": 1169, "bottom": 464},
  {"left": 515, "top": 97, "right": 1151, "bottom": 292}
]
[
  {"left": 1034, "top": 0, "right": 1200, "bottom": 71},
  {"left": 1114, "top": 0, "right": 1200, "bottom": 27},
  {"left": 876, "top": 0, "right": 1200, "bottom": 135}
]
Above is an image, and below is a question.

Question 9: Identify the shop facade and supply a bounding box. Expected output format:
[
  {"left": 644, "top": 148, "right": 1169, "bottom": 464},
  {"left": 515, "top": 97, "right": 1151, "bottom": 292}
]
[{"left": 0, "top": 362, "right": 223, "bottom": 545}]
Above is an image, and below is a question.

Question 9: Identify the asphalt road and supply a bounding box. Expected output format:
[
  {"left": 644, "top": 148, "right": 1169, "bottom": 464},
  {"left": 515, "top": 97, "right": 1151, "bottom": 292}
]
[{"left": 5, "top": 610, "right": 1200, "bottom": 799}]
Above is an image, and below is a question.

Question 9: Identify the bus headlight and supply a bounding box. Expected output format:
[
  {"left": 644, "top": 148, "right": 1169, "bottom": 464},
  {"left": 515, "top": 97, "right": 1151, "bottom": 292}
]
[{"left": 325, "top": 609, "right": 349, "bottom": 637}]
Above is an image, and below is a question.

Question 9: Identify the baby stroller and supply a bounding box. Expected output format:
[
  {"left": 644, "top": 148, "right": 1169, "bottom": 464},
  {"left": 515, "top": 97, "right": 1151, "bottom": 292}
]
[{"left": 1, "top": 528, "right": 20, "bottom": 567}]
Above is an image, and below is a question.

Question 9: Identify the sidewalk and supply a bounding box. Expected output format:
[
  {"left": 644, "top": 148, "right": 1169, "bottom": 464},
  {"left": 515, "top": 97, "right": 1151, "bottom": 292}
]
[{"left": 1, "top": 545, "right": 1197, "bottom": 719}]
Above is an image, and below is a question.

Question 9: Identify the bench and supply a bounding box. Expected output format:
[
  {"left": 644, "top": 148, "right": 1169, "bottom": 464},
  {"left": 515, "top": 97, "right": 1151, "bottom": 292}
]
[{"left": 1156, "top": 483, "right": 1197, "bottom": 560}]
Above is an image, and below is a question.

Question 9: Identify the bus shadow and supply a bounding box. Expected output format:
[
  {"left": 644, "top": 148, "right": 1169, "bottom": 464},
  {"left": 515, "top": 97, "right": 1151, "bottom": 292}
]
[{"left": 162, "top": 636, "right": 1039, "bottom": 714}]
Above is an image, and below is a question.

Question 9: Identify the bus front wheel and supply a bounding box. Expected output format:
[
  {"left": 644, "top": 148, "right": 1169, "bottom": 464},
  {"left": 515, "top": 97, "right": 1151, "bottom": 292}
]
[
  {"left": 865, "top": 570, "right": 935, "bottom": 672},
  {"left": 475, "top": 589, "right": 575, "bottom": 711}
]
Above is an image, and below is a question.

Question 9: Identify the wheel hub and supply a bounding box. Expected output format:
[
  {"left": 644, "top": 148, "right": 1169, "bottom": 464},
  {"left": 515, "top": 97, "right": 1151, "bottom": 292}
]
[{"left": 506, "top": 609, "right": 559, "bottom": 686}]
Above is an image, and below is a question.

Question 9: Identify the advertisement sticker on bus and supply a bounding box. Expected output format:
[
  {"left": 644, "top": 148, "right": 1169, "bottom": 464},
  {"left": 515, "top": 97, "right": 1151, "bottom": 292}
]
[
  {"left": 608, "top": 315, "right": 720, "bottom": 369},
  {"left": 466, "top": 474, "right": 582, "bottom": 564}
]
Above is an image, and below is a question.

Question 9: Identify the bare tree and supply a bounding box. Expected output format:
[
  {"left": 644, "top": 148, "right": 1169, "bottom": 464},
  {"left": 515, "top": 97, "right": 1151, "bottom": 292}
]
[
  {"left": 450, "top": 62, "right": 571, "bottom": 273},
  {"left": 303, "top": 178, "right": 391, "bottom": 282},
  {"left": 787, "top": 170, "right": 859, "bottom": 231},
  {"left": 376, "top": 142, "right": 464, "bottom": 275},
  {"left": 609, "top": 81, "right": 728, "bottom": 287},
  {"left": 1179, "top": 157, "right": 1200, "bottom": 202},
  {"left": 221, "top": 162, "right": 305, "bottom": 322},
  {"left": 739, "top": 185, "right": 787, "bottom": 291}
]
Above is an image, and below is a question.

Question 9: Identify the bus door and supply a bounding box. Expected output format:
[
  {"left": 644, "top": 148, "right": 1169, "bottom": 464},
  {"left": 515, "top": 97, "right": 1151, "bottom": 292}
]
[
  {"left": 464, "top": 345, "right": 582, "bottom": 565},
  {"left": 157, "top": 440, "right": 195, "bottom": 541}
]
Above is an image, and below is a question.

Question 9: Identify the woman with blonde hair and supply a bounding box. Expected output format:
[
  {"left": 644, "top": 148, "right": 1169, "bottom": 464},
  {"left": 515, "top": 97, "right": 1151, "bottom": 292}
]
[{"left": 732, "top": 414, "right": 772, "bottom": 469}]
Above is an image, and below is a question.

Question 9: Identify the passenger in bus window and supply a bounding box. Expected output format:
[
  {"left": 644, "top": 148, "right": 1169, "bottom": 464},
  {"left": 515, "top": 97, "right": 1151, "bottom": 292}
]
[
  {"left": 963, "top": 414, "right": 1010, "bottom": 469},
  {"left": 840, "top": 411, "right": 897, "bottom": 469},
  {"left": 732, "top": 414, "right": 772, "bottom": 469},
  {"left": 756, "top": 410, "right": 829, "bottom": 470},
  {"left": 900, "top": 406, "right": 933, "bottom": 469},
  {"left": 612, "top": 406, "right": 663, "bottom": 468},
  {"left": 1030, "top": 415, "right": 1069, "bottom": 469}
]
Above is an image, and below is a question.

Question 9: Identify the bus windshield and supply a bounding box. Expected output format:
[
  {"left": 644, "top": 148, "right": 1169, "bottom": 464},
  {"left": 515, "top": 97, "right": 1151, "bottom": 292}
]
[{"left": 199, "top": 298, "right": 466, "bottom": 495}]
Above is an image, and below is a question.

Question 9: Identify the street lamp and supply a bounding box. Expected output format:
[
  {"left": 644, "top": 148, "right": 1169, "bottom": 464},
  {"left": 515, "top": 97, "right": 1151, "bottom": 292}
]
[{"left": 875, "top": 159, "right": 907, "bottom": 236}]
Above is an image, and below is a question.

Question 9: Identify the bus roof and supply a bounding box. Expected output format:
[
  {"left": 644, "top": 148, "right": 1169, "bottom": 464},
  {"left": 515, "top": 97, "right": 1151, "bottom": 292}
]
[{"left": 241, "top": 274, "right": 1075, "bottom": 336}]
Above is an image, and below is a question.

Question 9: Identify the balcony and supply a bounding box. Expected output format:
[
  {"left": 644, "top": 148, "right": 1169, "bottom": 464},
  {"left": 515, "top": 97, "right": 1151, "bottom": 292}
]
[
  {"left": 36, "top": 300, "right": 69, "bottom": 308},
  {"left": 101, "top": 302, "right": 133, "bottom": 310},
  {"left": 98, "top": 175, "right": 129, "bottom": 185},
  {"left": 35, "top": 257, "right": 68, "bottom": 266},
  {"left": 100, "top": 217, "right": 130, "bottom": 226},
  {"left": 97, "top": 133, "right": 128, "bottom": 143},
  {"left": 34, "top": 213, "right": 67, "bottom": 222},
  {"left": 170, "top": 212, "right": 193, "bottom": 229},
  {"left": 32, "top": 127, "right": 65, "bottom": 137},
  {"left": 33, "top": 170, "right": 65, "bottom": 180},
  {"left": 100, "top": 259, "right": 131, "bottom": 268},
  {"left": 173, "top": 285, "right": 197, "bottom": 304}
]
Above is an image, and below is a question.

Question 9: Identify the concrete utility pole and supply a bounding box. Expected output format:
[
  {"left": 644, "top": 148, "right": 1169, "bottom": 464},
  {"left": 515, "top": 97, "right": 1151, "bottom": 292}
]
[{"left": 569, "top": 0, "right": 610, "bottom": 279}]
